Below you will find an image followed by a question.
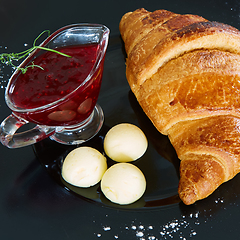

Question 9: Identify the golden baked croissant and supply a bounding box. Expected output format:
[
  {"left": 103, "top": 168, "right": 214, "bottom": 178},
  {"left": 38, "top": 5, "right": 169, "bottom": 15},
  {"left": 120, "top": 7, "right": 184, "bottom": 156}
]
[{"left": 119, "top": 8, "right": 240, "bottom": 205}]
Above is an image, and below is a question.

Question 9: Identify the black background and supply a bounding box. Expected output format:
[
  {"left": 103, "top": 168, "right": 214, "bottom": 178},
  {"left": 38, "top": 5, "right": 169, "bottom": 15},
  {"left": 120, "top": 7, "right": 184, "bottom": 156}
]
[{"left": 1, "top": 0, "right": 240, "bottom": 239}]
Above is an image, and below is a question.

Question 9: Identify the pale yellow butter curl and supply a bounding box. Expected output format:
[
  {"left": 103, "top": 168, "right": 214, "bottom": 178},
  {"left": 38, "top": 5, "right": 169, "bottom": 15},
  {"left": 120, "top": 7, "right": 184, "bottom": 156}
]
[
  {"left": 101, "top": 163, "right": 146, "bottom": 205},
  {"left": 104, "top": 123, "right": 148, "bottom": 162},
  {"left": 62, "top": 146, "right": 107, "bottom": 188}
]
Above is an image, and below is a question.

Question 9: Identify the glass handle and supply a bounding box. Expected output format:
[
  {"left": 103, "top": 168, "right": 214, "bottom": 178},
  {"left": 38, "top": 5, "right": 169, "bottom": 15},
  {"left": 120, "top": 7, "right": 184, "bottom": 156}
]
[{"left": 0, "top": 114, "right": 55, "bottom": 148}]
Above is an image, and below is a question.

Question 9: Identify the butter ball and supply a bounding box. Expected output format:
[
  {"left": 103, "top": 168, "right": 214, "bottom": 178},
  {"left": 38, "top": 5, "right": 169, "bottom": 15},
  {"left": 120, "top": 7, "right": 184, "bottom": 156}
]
[
  {"left": 104, "top": 123, "right": 148, "bottom": 162},
  {"left": 101, "top": 163, "right": 146, "bottom": 205},
  {"left": 62, "top": 146, "right": 107, "bottom": 188}
]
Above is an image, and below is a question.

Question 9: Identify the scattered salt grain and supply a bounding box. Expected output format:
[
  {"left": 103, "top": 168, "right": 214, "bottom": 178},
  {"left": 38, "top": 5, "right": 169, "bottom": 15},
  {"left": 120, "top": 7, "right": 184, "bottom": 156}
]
[
  {"left": 148, "top": 236, "right": 155, "bottom": 240},
  {"left": 132, "top": 225, "right": 137, "bottom": 230},
  {"left": 136, "top": 231, "right": 144, "bottom": 237},
  {"left": 139, "top": 225, "right": 144, "bottom": 230},
  {"left": 103, "top": 226, "right": 111, "bottom": 231},
  {"left": 215, "top": 197, "right": 224, "bottom": 204},
  {"left": 192, "top": 232, "right": 197, "bottom": 236}
]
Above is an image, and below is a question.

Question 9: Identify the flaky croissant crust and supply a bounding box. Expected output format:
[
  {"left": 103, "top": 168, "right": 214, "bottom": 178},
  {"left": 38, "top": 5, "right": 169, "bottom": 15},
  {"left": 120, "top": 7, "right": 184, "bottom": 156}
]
[{"left": 120, "top": 8, "right": 240, "bottom": 205}]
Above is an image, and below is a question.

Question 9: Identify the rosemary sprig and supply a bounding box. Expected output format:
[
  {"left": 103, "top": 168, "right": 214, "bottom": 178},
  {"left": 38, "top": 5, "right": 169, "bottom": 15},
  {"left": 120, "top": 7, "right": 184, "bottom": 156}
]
[{"left": 0, "top": 30, "right": 71, "bottom": 74}]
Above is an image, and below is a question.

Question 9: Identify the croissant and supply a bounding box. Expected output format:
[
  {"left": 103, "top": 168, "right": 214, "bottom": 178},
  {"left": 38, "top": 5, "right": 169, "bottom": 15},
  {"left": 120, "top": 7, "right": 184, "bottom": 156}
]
[{"left": 119, "top": 8, "right": 240, "bottom": 205}]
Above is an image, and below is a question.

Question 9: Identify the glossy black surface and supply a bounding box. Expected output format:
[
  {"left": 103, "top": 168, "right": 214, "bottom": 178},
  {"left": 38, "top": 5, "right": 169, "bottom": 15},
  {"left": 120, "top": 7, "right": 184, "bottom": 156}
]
[{"left": 1, "top": 0, "right": 240, "bottom": 239}]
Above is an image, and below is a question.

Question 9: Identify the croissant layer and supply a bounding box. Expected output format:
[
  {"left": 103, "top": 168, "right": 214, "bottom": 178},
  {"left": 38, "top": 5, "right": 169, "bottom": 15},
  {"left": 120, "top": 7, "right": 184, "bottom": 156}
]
[
  {"left": 138, "top": 49, "right": 240, "bottom": 134},
  {"left": 169, "top": 115, "right": 240, "bottom": 204}
]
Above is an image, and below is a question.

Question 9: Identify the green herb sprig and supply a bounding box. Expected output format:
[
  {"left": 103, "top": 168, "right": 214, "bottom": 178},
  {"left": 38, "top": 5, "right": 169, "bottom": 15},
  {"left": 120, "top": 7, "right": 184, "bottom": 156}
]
[{"left": 0, "top": 30, "right": 71, "bottom": 74}]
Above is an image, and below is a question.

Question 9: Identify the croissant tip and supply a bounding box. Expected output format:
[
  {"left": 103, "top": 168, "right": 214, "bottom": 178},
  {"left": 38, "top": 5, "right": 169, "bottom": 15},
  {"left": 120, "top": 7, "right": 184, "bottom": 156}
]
[
  {"left": 179, "top": 193, "right": 197, "bottom": 205},
  {"left": 178, "top": 180, "right": 198, "bottom": 205}
]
